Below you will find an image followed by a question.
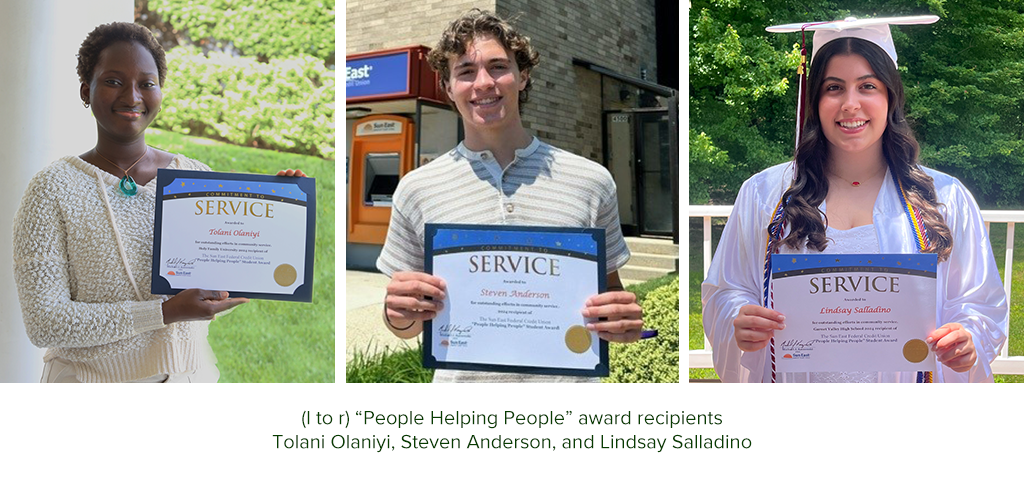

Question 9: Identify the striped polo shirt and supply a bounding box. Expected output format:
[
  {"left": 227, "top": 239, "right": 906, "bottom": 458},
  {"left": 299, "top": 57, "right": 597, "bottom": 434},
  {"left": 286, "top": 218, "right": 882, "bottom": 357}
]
[{"left": 376, "top": 137, "right": 631, "bottom": 383}]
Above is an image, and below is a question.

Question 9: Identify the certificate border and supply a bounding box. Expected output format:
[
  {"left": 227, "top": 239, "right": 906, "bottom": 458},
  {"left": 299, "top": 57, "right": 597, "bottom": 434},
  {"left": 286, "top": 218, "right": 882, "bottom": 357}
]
[
  {"left": 151, "top": 169, "right": 316, "bottom": 302},
  {"left": 423, "top": 223, "right": 609, "bottom": 377},
  {"left": 772, "top": 253, "right": 938, "bottom": 279},
  {"left": 770, "top": 253, "right": 938, "bottom": 374}
]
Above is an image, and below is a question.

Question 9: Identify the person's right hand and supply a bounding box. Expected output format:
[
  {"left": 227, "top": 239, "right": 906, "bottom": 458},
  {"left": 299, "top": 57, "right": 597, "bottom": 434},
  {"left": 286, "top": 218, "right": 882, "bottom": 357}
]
[
  {"left": 384, "top": 271, "right": 446, "bottom": 335},
  {"left": 733, "top": 304, "right": 786, "bottom": 352},
  {"left": 162, "top": 289, "right": 249, "bottom": 324}
]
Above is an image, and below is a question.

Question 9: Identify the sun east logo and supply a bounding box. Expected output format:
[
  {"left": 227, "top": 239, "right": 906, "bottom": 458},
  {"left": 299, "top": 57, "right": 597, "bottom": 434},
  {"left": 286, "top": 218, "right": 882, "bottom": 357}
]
[
  {"left": 355, "top": 120, "right": 402, "bottom": 136},
  {"left": 346, "top": 64, "right": 373, "bottom": 81}
]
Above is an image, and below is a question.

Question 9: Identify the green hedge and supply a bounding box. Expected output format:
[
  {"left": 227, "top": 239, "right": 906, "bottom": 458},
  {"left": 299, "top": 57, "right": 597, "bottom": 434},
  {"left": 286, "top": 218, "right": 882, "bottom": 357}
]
[
  {"left": 148, "top": 0, "right": 335, "bottom": 62},
  {"left": 604, "top": 276, "right": 680, "bottom": 383},
  {"left": 155, "top": 47, "right": 334, "bottom": 159}
]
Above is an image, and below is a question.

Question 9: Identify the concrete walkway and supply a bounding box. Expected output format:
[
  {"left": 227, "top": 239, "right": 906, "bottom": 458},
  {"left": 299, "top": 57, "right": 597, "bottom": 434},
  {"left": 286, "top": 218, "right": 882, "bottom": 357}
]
[{"left": 345, "top": 270, "right": 420, "bottom": 361}]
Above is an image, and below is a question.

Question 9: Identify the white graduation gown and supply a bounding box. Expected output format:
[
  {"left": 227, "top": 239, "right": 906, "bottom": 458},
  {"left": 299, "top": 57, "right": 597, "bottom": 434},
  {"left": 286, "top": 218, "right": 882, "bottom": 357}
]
[{"left": 701, "top": 162, "right": 1008, "bottom": 383}]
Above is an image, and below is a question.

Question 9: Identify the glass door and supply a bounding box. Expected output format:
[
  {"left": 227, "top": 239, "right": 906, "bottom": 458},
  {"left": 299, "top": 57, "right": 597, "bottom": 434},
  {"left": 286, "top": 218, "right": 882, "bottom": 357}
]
[{"left": 636, "top": 111, "right": 672, "bottom": 235}]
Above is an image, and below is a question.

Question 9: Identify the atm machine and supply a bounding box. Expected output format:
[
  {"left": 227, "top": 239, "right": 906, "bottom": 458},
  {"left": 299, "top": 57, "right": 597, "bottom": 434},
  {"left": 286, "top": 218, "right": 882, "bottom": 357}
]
[
  {"left": 346, "top": 45, "right": 459, "bottom": 269},
  {"left": 348, "top": 114, "right": 416, "bottom": 244}
]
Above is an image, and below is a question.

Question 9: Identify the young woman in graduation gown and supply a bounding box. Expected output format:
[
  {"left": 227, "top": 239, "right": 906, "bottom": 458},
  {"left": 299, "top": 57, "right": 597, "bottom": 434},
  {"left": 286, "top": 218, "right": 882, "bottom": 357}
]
[{"left": 701, "top": 22, "right": 1008, "bottom": 383}]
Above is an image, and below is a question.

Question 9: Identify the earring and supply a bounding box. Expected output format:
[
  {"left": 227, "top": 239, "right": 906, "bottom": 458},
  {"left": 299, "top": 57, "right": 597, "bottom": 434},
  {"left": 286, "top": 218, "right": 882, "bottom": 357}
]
[{"left": 83, "top": 100, "right": 90, "bottom": 108}]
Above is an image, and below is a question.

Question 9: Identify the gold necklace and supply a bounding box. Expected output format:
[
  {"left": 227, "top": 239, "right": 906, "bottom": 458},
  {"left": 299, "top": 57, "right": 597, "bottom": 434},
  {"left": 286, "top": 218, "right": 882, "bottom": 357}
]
[
  {"left": 94, "top": 146, "right": 149, "bottom": 196},
  {"left": 829, "top": 164, "right": 886, "bottom": 187}
]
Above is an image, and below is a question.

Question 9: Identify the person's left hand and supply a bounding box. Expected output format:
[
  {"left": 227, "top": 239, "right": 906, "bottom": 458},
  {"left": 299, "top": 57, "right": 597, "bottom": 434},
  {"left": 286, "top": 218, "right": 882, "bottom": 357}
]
[
  {"left": 582, "top": 291, "right": 643, "bottom": 343},
  {"left": 277, "top": 169, "right": 307, "bottom": 177},
  {"left": 928, "top": 323, "right": 977, "bottom": 373}
]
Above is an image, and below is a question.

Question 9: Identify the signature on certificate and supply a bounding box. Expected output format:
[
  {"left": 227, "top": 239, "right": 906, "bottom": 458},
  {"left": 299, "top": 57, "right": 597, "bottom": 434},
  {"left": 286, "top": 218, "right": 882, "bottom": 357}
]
[
  {"left": 438, "top": 323, "right": 474, "bottom": 336},
  {"left": 165, "top": 257, "right": 197, "bottom": 268},
  {"left": 779, "top": 339, "right": 824, "bottom": 351}
]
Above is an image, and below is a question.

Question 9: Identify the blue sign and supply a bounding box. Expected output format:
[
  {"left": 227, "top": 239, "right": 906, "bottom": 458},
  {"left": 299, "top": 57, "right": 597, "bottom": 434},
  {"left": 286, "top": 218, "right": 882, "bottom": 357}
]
[{"left": 346, "top": 52, "right": 410, "bottom": 99}]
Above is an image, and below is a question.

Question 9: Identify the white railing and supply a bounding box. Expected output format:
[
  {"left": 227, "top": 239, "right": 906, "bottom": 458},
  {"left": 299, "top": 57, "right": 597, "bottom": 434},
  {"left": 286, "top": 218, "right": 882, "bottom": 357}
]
[{"left": 689, "top": 205, "right": 1024, "bottom": 375}]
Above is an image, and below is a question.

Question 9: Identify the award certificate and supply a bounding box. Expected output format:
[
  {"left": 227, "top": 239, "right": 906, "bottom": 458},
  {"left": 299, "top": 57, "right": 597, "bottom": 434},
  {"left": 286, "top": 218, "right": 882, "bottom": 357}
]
[
  {"left": 152, "top": 169, "right": 316, "bottom": 302},
  {"left": 770, "top": 254, "right": 937, "bottom": 373},
  {"left": 424, "top": 224, "right": 609, "bottom": 376}
]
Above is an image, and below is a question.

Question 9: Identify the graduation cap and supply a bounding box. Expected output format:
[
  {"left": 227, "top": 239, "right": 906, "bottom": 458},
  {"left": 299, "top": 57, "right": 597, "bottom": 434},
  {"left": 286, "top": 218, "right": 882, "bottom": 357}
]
[{"left": 766, "top": 16, "right": 939, "bottom": 151}]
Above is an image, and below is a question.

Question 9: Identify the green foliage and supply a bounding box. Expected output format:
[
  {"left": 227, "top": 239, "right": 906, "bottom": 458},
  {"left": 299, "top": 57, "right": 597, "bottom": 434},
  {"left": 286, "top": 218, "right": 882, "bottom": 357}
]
[
  {"left": 689, "top": 1, "right": 811, "bottom": 204},
  {"left": 148, "top": 0, "right": 335, "bottom": 62},
  {"left": 625, "top": 272, "right": 679, "bottom": 303},
  {"left": 689, "top": 130, "right": 733, "bottom": 204},
  {"left": 155, "top": 47, "right": 335, "bottom": 159},
  {"left": 902, "top": 1, "right": 1024, "bottom": 206},
  {"left": 691, "top": 0, "right": 1024, "bottom": 207},
  {"left": 604, "top": 277, "right": 680, "bottom": 383},
  {"left": 147, "top": 128, "right": 335, "bottom": 382},
  {"left": 347, "top": 344, "right": 434, "bottom": 383}
]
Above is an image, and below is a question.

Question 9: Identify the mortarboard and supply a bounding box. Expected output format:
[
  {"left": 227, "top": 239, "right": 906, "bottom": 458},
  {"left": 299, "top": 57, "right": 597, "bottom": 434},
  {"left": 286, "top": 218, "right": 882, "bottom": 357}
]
[{"left": 766, "top": 16, "right": 940, "bottom": 150}]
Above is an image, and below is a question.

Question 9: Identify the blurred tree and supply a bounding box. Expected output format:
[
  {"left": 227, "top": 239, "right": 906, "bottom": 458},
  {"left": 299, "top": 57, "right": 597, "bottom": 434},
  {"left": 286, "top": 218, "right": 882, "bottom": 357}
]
[
  {"left": 901, "top": 0, "right": 1024, "bottom": 206},
  {"left": 690, "top": 0, "right": 1024, "bottom": 207},
  {"left": 689, "top": 0, "right": 819, "bottom": 204}
]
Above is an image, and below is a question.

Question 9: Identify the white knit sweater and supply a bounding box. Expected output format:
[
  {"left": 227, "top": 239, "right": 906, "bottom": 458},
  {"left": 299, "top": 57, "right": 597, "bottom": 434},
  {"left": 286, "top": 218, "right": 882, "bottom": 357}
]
[{"left": 13, "top": 154, "right": 213, "bottom": 383}]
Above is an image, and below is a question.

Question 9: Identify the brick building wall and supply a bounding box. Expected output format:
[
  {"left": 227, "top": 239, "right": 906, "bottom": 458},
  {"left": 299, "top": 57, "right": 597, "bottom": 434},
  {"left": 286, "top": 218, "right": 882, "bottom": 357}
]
[
  {"left": 501, "top": 0, "right": 657, "bottom": 161},
  {"left": 346, "top": 0, "right": 658, "bottom": 164},
  {"left": 346, "top": 0, "right": 492, "bottom": 54}
]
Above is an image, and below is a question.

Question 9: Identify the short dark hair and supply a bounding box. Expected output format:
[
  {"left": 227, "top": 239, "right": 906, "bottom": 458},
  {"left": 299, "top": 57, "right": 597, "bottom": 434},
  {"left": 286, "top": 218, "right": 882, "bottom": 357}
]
[
  {"left": 77, "top": 22, "right": 167, "bottom": 87},
  {"left": 427, "top": 9, "right": 540, "bottom": 111}
]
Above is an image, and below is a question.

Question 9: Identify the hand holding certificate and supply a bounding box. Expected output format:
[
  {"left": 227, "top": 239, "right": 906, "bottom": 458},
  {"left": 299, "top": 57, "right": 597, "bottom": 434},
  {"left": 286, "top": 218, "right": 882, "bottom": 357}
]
[
  {"left": 423, "top": 224, "right": 609, "bottom": 376},
  {"left": 929, "top": 322, "right": 978, "bottom": 373},
  {"left": 152, "top": 169, "right": 316, "bottom": 302},
  {"left": 770, "top": 254, "right": 938, "bottom": 374}
]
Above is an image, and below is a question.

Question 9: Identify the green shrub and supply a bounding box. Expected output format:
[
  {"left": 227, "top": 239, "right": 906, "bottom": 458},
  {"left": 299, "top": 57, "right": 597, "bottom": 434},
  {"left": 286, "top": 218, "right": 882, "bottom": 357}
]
[
  {"left": 347, "top": 344, "right": 433, "bottom": 384},
  {"left": 628, "top": 272, "right": 678, "bottom": 303},
  {"left": 155, "top": 47, "right": 334, "bottom": 159},
  {"left": 605, "top": 276, "right": 680, "bottom": 383},
  {"left": 148, "top": 0, "right": 335, "bottom": 62}
]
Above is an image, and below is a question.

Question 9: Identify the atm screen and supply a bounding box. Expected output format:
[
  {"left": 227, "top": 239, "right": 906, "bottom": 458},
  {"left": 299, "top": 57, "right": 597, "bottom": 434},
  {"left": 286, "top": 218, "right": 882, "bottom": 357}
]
[
  {"left": 364, "top": 152, "right": 401, "bottom": 206},
  {"left": 368, "top": 176, "right": 399, "bottom": 202}
]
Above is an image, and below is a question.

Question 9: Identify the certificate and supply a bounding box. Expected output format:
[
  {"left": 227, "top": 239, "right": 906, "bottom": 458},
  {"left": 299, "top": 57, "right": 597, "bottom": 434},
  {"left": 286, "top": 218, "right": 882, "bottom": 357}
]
[
  {"left": 151, "top": 169, "right": 316, "bottom": 302},
  {"left": 424, "top": 224, "right": 609, "bottom": 376},
  {"left": 770, "top": 254, "right": 937, "bottom": 373}
]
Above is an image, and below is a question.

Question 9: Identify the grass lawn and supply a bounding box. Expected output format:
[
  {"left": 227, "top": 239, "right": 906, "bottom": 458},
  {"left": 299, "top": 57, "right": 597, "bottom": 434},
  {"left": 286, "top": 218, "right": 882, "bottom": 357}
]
[
  {"left": 148, "top": 128, "right": 335, "bottom": 382},
  {"left": 688, "top": 216, "right": 1024, "bottom": 383},
  {"left": 346, "top": 273, "right": 679, "bottom": 383}
]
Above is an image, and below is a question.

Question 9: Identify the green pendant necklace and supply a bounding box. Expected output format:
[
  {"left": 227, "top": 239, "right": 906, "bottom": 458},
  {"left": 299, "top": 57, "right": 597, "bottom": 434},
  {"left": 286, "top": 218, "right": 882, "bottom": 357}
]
[{"left": 95, "top": 146, "right": 148, "bottom": 196}]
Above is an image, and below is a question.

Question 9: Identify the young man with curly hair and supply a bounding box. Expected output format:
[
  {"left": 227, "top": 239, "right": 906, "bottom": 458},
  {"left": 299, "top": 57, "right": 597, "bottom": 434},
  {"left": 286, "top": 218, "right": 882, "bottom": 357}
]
[{"left": 377, "top": 10, "right": 643, "bottom": 383}]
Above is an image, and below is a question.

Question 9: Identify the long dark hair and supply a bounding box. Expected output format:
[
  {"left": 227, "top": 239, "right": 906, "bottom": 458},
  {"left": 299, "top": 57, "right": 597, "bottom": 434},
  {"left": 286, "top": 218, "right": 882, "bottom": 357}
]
[{"left": 776, "top": 37, "right": 952, "bottom": 261}]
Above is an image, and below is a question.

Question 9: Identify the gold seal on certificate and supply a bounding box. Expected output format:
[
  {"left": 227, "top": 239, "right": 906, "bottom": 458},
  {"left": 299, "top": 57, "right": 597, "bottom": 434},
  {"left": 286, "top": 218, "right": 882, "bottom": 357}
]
[
  {"left": 564, "top": 325, "right": 592, "bottom": 354},
  {"left": 423, "top": 224, "right": 610, "bottom": 376},
  {"left": 771, "top": 254, "right": 938, "bottom": 373},
  {"left": 152, "top": 169, "right": 316, "bottom": 302},
  {"left": 274, "top": 264, "right": 298, "bottom": 287},
  {"left": 903, "top": 339, "right": 929, "bottom": 363}
]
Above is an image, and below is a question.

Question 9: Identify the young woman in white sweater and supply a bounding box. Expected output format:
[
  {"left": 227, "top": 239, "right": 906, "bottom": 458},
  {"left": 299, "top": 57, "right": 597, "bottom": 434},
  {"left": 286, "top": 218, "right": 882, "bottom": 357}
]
[{"left": 12, "top": 22, "right": 303, "bottom": 383}]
